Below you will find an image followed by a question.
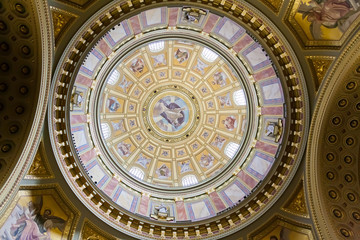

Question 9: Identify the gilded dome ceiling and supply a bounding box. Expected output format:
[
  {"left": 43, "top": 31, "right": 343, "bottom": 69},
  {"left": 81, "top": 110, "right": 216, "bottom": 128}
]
[
  {"left": 48, "top": 1, "right": 309, "bottom": 239},
  {"left": 96, "top": 39, "right": 249, "bottom": 189}
]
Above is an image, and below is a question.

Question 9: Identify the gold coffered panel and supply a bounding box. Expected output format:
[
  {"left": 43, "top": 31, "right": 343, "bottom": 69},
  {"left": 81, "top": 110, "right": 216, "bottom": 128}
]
[
  {"left": 307, "top": 56, "right": 335, "bottom": 91},
  {"left": 80, "top": 219, "right": 117, "bottom": 240},
  {"left": 50, "top": 7, "right": 77, "bottom": 46},
  {"left": 282, "top": 179, "right": 309, "bottom": 218},
  {"left": 25, "top": 141, "right": 54, "bottom": 179}
]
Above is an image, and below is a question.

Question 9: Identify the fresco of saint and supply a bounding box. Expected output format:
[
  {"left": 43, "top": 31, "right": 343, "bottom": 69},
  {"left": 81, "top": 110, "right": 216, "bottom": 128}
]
[
  {"left": 107, "top": 97, "right": 120, "bottom": 112},
  {"left": 153, "top": 97, "right": 188, "bottom": 132},
  {"left": 117, "top": 141, "right": 132, "bottom": 157},
  {"left": 298, "top": 0, "right": 360, "bottom": 39},
  {"left": 130, "top": 58, "right": 145, "bottom": 73},
  {"left": 200, "top": 153, "right": 215, "bottom": 169},
  {"left": 156, "top": 164, "right": 171, "bottom": 179},
  {"left": 222, "top": 116, "right": 237, "bottom": 131},
  {"left": 174, "top": 48, "right": 189, "bottom": 63}
]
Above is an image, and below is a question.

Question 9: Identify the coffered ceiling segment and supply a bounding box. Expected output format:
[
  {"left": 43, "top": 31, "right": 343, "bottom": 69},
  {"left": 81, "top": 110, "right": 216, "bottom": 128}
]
[
  {"left": 0, "top": 0, "right": 53, "bottom": 212},
  {"left": 307, "top": 31, "right": 360, "bottom": 240}
]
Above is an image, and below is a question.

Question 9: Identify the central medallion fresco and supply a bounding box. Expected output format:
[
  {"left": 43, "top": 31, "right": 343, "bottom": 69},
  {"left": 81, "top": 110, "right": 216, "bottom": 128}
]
[{"left": 143, "top": 85, "right": 200, "bottom": 142}]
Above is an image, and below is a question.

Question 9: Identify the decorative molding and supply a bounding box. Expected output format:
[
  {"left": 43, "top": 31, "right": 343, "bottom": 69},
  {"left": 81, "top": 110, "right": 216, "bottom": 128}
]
[
  {"left": 306, "top": 56, "right": 335, "bottom": 91},
  {"left": 50, "top": 6, "right": 77, "bottom": 46},
  {"left": 80, "top": 218, "right": 117, "bottom": 240},
  {"left": 55, "top": 0, "right": 96, "bottom": 9},
  {"left": 260, "top": 0, "right": 283, "bottom": 14},
  {"left": 281, "top": 179, "right": 309, "bottom": 218},
  {"left": 248, "top": 215, "right": 314, "bottom": 240},
  {"left": 25, "top": 141, "right": 54, "bottom": 179}
]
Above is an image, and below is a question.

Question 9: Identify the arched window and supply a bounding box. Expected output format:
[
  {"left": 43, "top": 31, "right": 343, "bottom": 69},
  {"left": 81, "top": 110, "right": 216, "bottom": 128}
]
[
  {"left": 182, "top": 175, "right": 198, "bottom": 187},
  {"left": 201, "top": 47, "right": 218, "bottom": 62},
  {"left": 233, "top": 89, "right": 246, "bottom": 106},
  {"left": 129, "top": 167, "right": 145, "bottom": 180},
  {"left": 224, "top": 142, "right": 240, "bottom": 158},
  {"left": 107, "top": 70, "right": 120, "bottom": 85},
  {"left": 148, "top": 41, "right": 164, "bottom": 52},
  {"left": 101, "top": 123, "right": 111, "bottom": 139}
]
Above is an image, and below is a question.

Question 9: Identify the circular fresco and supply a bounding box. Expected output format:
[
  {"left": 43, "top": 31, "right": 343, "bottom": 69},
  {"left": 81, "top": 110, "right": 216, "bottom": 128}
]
[{"left": 143, "top": 85, "right": 200, "bottom": 141}]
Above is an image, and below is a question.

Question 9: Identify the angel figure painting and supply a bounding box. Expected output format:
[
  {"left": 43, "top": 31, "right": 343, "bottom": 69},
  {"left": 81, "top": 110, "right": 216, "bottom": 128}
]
[
  {"left": 295, "top": 0, "right": 360, "bottom": 40},
  {"left": 0, "top": 195, "right": 68, "bottom": 240},
  {"left": 153, "top": 96, "right": 189, "bottom": 132}
]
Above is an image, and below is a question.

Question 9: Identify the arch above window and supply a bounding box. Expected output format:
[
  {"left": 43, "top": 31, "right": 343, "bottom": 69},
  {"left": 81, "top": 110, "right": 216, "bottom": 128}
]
[
  {"left": 129, "top": 167, "right": 145, "bottom": 180},
  {"left": 182, "top": 175, "right": 198, "bottom": 187},
  {"left": 201, "top": 47, "right": 218, "bottom": 62},
  {"left": 107, "top": 70, "right": 120, "bottom": 85},
  {"left": 148, "top": 41, "right": 164, "bottom": 52},
  {"left": 224, "top": 142, "right": 240, "bottom": 158},
  {"left": 233, "top": 89, "right": 246, "bottom": 106},
  {"left": 101, "top": 123, "right": 111, "bottom": 139}
]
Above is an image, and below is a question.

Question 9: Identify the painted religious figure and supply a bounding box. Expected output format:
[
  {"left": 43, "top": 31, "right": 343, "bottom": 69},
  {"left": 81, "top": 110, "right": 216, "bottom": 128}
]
[
  {"left": 212, "top": 71, "right": 227, "bottom": 87},
  {"left": 136, "top": 154, "right": 151, "bottom": 168},
  {"left": 153, "top": 96, "right": 189, "bottom": 132},
  {"left": 117, "top": 141, "right": 132, "bottom": 157},
  {"left": 200, "top": 153, "right": 215, "bottom": 169},
  {"left": 156, "top": 164, "right": 171, "bottom": 179},
  {"left": 118, "top": 76, "right": 133, "bottom": 93},
  {"left": 211, "top": 135, "right": 226, "bottom": 150},
  {"left": 193, "top": 59, "right": 208, "bottom": 75},
  {"left": 222, "top": 116, "right": 237, "bottom": 131},
  {"left": 179, "top": 160, "right": 192, "bottom": 173},
  {"left": 107, "top": 97, "right": 120, "bottom": 112},
  {"left": 111, "top": 119, "right": 126, "bottom": 132},
  {"left": 218, "top": 92, "right": 232, "bottom": 107},
  {"left": 130, "top": 58, "right": 145, "bottom": 73},
  {"left": 297, "top": 0, "right": 360, "bottom": 40},
  {"left": 174, "top": 48, "right": 189, "bottom": 63},
  {"left": 0, "top": 196, "right": 66, "bottom": 240},
  {"left": 152, "top": 54, "right": 166, "bottom": 67}
]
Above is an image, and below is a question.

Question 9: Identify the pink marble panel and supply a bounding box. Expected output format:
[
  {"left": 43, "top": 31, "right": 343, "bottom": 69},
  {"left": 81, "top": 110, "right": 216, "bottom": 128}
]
[
  {"left": 253, "top": 67, "right": 276, "bottom": 82},
  {"left": 261, "top": 106, "right": 283, "bottom": 115},
  {"left": 75, "top": 74, "right": 92, "bottom": 87},
  {"left": 255, "top": 141, "right": 278, "bottom": 155},
  {"left": 138, "top": 195, "right": 150, "bottom": 216},
  {"left": 97, "top": 38, "right": 112, "bottom": 57},
  {"left": 129, "top": 16, "right": 141, "bottom": 35},
  {"left": 79, "top": 148, "right": 97, "bottom": 164},
  {"left": 209, "top": 192, "right": 226, "bottom": 211},
  {"left": 233, "top": 34, "right": 253, "bottom": 53},
  {"left": 103, "top": 177, "right": 118, "bottom": 196},
  {"left": 203, "top": 14, "right": 219, "bottom": 33},
  {"left": 175, "top": 201, "right": 187, "bottom": 221},
  {"left": 168, "top": 8, "right": 178, "bottom": 26},
  {"left": 70, "top": 114, "right": 87, "bottom": 124},
  {"left": 237, "top": 170, "right": 258, "bottom": 188}
]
